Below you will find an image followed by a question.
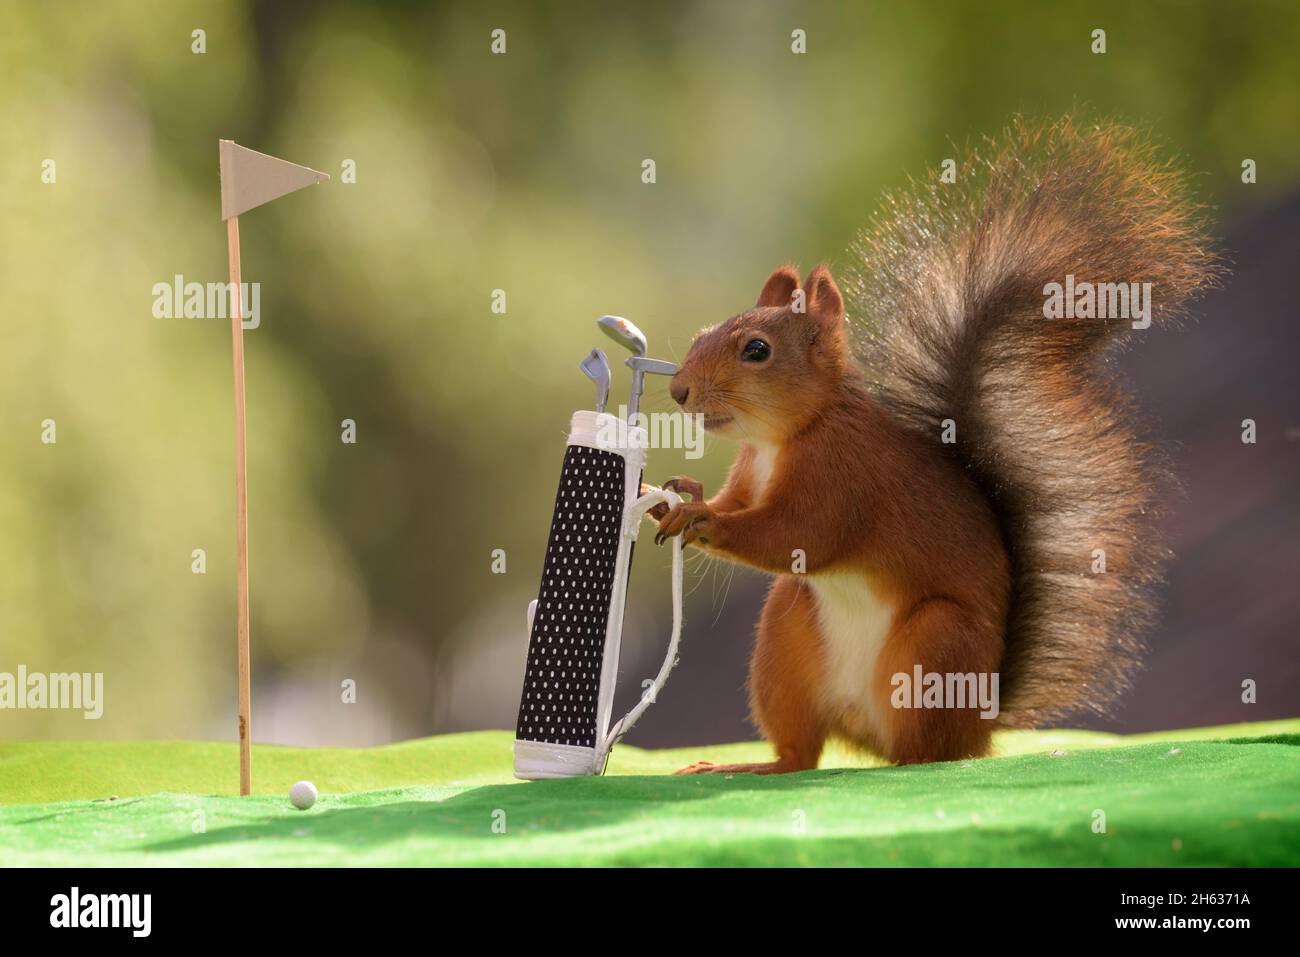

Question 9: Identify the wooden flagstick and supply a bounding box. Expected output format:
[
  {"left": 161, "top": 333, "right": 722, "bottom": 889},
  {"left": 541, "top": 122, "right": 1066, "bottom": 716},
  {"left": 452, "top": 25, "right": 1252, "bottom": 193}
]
[
  {"left": 226, "top": 213, "right": 253, "bottom": 795},
  {"left": 219, "top": 141, "right": 327, "bottom": 795}
]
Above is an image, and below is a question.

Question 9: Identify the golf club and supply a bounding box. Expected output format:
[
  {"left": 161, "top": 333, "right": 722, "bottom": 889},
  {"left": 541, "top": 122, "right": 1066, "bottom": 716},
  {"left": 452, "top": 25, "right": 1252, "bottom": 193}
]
[
  {"left": 597, "top": 315, "right": 678, "bottom": 418},
  {"left": 580, "top": 347, "right": 611, "bottom": 413}
]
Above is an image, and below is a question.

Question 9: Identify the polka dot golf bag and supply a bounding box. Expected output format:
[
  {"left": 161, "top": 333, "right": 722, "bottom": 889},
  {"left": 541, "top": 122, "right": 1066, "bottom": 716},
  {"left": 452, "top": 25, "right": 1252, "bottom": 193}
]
[{"left": 513, "top": 322, "right": 685, "bottom": 780}]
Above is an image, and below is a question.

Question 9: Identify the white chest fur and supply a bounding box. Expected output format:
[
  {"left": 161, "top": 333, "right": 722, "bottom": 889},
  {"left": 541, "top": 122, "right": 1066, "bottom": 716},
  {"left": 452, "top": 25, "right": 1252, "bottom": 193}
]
[
  {"left": 748, "top": 442, "right": 778, "bottom": 502},
  {"left": 810, "top": 571, "right": 897, "bottom": 742}
]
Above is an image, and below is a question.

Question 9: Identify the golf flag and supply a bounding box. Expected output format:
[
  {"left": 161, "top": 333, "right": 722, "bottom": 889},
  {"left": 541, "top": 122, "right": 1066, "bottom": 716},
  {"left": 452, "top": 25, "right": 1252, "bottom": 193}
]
[
  {"left": 218, "top": 140, "right": 327, "bottom": 795},
  {"left": 219, "top": 140, "right": 329, "bottom": 221}
]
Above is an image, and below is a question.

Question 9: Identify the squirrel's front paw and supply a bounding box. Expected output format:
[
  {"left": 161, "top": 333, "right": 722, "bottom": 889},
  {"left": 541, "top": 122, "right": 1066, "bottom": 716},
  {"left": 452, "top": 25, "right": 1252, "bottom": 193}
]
[
  {"left": 655, "top": 501, "right": 714, "bottom": 547},
  {"left": 646, "top": 476, "right": 705, "bottom": 521}
]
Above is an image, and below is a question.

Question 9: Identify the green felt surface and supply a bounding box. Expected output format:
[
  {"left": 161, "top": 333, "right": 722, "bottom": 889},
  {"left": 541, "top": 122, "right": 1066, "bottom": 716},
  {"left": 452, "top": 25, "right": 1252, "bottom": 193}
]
[{"left": 1, "top": 720, "right": 1297, "bottom": 866}]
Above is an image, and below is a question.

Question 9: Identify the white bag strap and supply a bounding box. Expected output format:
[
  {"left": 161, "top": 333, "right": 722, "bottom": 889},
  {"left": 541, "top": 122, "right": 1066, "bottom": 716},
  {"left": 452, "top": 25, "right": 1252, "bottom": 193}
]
[{"left": 594, "top": 487, "right": 684, "bottom": 770}]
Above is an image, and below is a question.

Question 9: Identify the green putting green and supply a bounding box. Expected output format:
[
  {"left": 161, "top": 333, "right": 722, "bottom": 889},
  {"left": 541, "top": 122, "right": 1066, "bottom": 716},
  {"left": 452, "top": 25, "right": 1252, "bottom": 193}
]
[{"left": 1, "top": 719, "right": 1297, "bottom": 866}]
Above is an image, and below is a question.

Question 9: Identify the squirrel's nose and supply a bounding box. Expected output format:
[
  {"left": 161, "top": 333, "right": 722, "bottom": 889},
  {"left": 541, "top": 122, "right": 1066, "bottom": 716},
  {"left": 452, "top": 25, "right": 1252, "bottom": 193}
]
[{"left": 669, "top": 381, "right": 690, "bottom": 406}]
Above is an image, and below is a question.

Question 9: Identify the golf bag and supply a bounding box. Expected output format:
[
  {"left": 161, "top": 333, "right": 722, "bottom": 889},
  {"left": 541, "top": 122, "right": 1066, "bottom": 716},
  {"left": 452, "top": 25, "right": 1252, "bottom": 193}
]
[{"left": 513, "top": 321, "right": 684, "bottom": 780}]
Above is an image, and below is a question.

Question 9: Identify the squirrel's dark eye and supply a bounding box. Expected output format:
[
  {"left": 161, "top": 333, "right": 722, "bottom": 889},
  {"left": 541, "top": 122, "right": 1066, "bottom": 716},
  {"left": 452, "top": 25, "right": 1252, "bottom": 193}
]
[{"left": 741, "top": 338, "right": 771, "bottom": 362}]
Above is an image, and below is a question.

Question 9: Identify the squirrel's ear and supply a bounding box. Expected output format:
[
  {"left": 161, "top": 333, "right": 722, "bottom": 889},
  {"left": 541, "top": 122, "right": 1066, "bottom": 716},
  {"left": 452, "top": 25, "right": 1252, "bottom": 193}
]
[
  {"left": 756, "top": 265, "right": 801, "bottom": 308},
  {"left": 802, "top": 264, "right": 844, "bottom": 327}
]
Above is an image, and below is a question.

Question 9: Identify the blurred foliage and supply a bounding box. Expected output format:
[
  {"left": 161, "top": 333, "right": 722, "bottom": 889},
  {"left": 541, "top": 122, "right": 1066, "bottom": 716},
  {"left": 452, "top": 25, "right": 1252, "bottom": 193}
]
[{"left": 1, "top": 0, "right": 1297, "bottom": 742}]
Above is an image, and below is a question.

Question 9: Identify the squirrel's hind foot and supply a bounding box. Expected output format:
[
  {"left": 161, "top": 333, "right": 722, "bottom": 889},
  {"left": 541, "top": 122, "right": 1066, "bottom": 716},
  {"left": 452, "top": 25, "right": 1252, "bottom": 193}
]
[{"left": 673, "top": 759, "right": 810, "bottom": 776}]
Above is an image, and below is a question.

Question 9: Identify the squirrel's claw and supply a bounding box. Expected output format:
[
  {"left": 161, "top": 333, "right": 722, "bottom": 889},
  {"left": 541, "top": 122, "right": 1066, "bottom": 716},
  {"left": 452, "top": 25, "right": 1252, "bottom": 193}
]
[
  {"left": 656, "top": 501, "right": 713, "bottom": 547},
  {"left": 662, "top": 476, "right": 704, "bottom": 501},
  {"left": 651, "top": 476, "right": 705, "bottom": 526}
]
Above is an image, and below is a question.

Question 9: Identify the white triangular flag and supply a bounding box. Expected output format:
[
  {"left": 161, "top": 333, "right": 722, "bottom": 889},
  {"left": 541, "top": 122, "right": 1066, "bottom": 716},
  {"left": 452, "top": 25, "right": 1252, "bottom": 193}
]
[{"left": 219, "top": 140, "right": 328, "bottom": 220}]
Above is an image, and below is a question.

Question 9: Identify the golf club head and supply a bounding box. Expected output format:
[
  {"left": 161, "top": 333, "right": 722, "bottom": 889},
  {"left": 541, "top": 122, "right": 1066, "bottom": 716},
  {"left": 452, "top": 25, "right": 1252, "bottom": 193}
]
[
  {"left": 580, "top": 348, "right": 611, "bottom": 413},
  {"left": 597, "top": 315, "right": 647, "bottom": 357}
]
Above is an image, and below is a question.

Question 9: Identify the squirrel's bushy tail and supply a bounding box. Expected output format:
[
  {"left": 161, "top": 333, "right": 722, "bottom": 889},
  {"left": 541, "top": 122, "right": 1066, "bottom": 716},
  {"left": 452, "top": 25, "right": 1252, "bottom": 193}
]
[{"left": 843, "top": 117, "right": 1220, "bottom": 726}]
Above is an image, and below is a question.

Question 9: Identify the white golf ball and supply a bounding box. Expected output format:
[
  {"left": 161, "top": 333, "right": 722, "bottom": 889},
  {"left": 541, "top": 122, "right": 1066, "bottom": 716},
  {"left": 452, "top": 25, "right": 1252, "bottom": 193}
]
[{"left": 290, "top": 780, "right": 318, "bottom": 810}]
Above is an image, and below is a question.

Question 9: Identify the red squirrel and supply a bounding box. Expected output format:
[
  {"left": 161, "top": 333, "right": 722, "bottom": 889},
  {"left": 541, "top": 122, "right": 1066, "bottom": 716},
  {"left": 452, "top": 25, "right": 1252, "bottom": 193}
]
[{"left": 651, "top": 117, "right": 1219, "bottom": 773}]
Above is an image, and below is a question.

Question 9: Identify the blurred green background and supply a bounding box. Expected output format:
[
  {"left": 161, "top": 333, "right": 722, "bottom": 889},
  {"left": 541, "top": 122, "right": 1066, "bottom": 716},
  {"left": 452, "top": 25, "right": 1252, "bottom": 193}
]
[{"left": 1, "top": 0, "right": 1297, "bottom": 746}]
